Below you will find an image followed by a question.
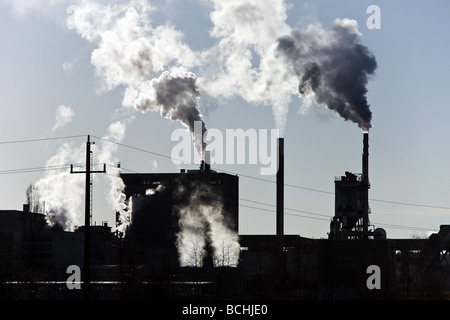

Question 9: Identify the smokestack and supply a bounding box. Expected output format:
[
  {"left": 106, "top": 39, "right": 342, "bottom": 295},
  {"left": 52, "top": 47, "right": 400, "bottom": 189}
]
[
  {"left": 362, "top": 132, "right": 370, "bottom": 236},
  {"left": 276, "top": 138, "right": 284, "bottom": 249},
  {"left": 200, "top": 150, "right": 211, "bottom": 173}
]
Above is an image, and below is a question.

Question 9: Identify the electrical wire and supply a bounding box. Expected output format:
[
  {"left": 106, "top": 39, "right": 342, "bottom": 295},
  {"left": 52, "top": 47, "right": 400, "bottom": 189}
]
[
  {"left": 240, "top": 198, "right": 331, "bottom": 218},
  {"left": 239, "top": 200, "right": 436, "bottom": 232},
  {"left": 0, "top": 165, "right": 71, "bottom": 175},
  {"left": 0, "top": 134, "right": 87, "bottom": 145},
  {"left": 91, "top": 135, "right": 177, "bottom": 162},
  {"left": 240, "top": 204, "right": 330, "bottom": 222}
]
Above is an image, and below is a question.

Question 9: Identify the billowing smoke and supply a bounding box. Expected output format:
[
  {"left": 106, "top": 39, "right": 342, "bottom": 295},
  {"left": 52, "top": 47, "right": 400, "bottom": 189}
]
[
  {"left": 123, "top": 69, "right": 207, "bottom": 158},
  {"left": 66, "top": 0, "right": 208, "bottom": 232},
  {"left": 34, "top": 142, "right": 86, "bottom": 230},
  {"left": 97, "top": 121, "right": 130, "bottom": 234},
  {"left": 193, "top": 1, "right": 377, "bottom": 133},
  {"left": 276, "top": 19, "right": 377, "bottom": 131},
  {"left": 175, "top": 182, "right": 240, "bottom": 267},
  {"left": 67, "top": 0, "right": 207, "bottom": 158},
  {"left": 65, "top": 0, "right": 377, "bottom": 158},
  {"left": 198, "top": 0, "right": 295, "bottom": 132},
  {"left": 18, "top": 0, "right": 376, "bottom": 240}
]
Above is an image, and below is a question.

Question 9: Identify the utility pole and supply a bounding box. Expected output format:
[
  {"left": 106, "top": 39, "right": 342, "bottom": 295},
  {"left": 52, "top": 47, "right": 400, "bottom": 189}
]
[{"left": 70, "top": 135, "right": 106, "bottom": 300}]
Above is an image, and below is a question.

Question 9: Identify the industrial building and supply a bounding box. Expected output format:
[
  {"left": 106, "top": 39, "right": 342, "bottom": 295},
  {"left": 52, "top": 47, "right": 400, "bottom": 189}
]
[
  {"left": 121, "top": 162, "right": 239, "bottom": 238},
  {"left": 119, "top": 157, "right": 239, "bottom": 269}
]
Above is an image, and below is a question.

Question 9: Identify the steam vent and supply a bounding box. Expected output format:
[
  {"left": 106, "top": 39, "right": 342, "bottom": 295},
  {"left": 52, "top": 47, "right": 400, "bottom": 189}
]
[{"left": 120, "top": 162, "right": 238, "bottom": 267}]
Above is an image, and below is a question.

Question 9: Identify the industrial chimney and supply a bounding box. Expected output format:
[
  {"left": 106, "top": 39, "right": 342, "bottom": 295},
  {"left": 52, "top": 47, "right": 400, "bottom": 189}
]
[
  {"left": 200, "top": 150, "right": 211, "bottom": 173},
  {"left": 276, "top": 138, "right": 284, "bottom": 249},
  {"left": 362, "top": 132, "right": 370, "bottom": 237},
  {"left": 329, "top": 132, "right": 373, "bottom": 240}
]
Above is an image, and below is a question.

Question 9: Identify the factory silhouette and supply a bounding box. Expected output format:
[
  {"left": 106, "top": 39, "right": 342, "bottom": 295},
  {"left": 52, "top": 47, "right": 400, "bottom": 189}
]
[{"left": 1, "top": 133, "right": 450, "bottom": 300}]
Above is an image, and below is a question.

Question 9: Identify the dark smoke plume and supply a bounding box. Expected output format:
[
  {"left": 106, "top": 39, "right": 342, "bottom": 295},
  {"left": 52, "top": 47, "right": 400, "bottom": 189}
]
[
  {"left": 276, "top": 19, "right": 377, "bottom": 131},
  {"left": 131, "top": 70, "right": 208, "bottom": 158},
  {"left": 154, "top": 71, "right": 207, "bottom": 157}
]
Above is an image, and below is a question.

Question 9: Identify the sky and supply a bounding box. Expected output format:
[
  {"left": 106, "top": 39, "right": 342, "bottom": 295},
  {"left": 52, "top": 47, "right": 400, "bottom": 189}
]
[{"left": 1, "top": 0, "right": 450, "bottom": 239}]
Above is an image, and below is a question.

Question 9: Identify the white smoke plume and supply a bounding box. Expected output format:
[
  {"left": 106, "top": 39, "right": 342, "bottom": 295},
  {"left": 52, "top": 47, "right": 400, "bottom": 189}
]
[
  {"left": 128, "top": 193, "right": 144, "bottom": 226},
  {"left": 176, "top": 202, "right": 208, "bottom": 267},
  {"left": 97, "top": 121, "right": 129, "bottom": 233},
  {"left": 175, "top": 183, "right": 240, "bottom": 267},
  {"left": 198, "top": 0, "right": 295, "bottom": 132},
  {"left": 65, "top": 0, "right": 209, "bottom": 232},
  {"left": 34, "top": 141, "right": 85, "bottom": 231},
  {"left": 67, "top": 0, "right": 207, "bottom": 157}
]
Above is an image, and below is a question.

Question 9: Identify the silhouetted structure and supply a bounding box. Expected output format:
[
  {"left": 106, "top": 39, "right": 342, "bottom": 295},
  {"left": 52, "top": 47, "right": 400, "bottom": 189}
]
[
  {"left": 329, "top": 132, "right": 386, "bottom": 240},
  {"left": 119, "top": 165, "right": 239, "bottom": 268},
  {"left": 1, "top": 207, "right": 450, "bottom": 299}
]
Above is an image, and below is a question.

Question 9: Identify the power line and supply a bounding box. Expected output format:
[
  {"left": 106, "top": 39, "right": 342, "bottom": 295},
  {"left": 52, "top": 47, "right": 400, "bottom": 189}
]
[
  {"left": 0, "top": 134, "right": 87, "bottom": 145},
  {"left": 91, "top": 135, "right": 178, "bottom": 162},
  {"left": 369, "top": 198, "right": 450, "bottom": 210},
  {"left": 104, "top": 163, "right": 138, "bottom": 173},
  {"left": 371, "top": 222, "right": 436, "bottom": 232},
  {"left": 240, "top": 204, "right": 330, "bottom": 222},
  {"left": 238, "top": 174, "right": 450, "bottom": 210},
  {"left": 240, "top": 198, "right": 331, "bottom": 218},
  {"left": 0, "top": 165, "right": 71, "bottom": 175},
  {"left": 239, "top": 203, "right": 436, "bottom": 232}
]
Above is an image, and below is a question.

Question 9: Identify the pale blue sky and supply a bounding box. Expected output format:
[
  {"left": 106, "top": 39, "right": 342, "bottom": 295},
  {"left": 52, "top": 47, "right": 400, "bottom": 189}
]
[{"left": 1, "top": 0, "right": 449, "bottom": 238}]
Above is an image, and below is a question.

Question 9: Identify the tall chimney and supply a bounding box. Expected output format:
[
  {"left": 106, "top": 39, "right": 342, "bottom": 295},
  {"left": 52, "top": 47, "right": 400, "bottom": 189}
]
[
  {"left": 200, "top": 150, "right": 211, "bottom": 173},
  {"left": 362, "top": 132, "right": 370, "bottom": 236},
  {"left": 276, "top": 138, "right": 284, "bottom": 249}
]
